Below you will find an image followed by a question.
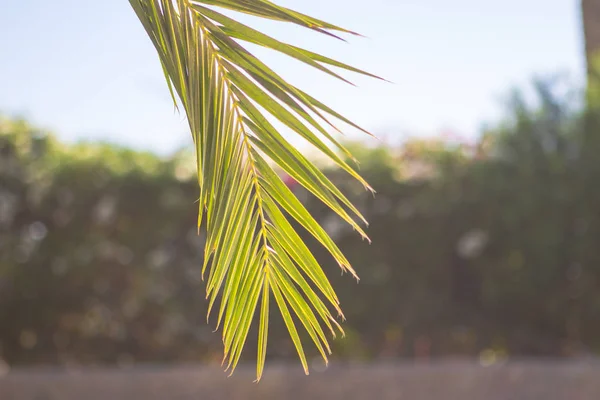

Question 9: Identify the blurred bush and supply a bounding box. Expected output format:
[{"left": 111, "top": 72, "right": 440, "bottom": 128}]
[{"left": 2, "top": 80, "right": 600, "bottom": 368}]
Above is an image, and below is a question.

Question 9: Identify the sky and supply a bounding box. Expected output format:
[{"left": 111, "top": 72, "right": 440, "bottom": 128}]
[{"left": 0, "top": 0, "right": 585, "bottom": 155}]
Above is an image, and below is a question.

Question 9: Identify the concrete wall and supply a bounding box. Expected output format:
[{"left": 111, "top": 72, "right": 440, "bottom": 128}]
[{"left": 2, "top": 361, "right": 600, "bottom": 400}]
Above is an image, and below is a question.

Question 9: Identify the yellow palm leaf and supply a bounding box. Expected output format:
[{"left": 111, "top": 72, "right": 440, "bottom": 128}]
[{"left": 129, "top": 0, "right": 380, "bottom": 381}]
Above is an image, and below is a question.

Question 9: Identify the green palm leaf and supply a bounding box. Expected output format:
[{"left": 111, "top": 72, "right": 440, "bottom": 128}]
[{"left": 129, "top": 0, "right": 379, "bottom": 381}]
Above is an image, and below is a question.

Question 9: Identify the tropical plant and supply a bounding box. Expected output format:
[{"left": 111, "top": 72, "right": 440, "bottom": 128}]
[{"left": 128, "top": 0, "right": 379, "bottom": 380}]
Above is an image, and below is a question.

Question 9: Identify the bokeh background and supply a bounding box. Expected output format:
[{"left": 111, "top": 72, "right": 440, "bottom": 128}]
[{"left": 3, "top": 1, "right": 600, "bottom": 399}]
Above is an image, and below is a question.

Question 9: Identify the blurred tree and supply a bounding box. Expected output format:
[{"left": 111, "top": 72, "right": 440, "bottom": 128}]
[
  {"left": 582, "top": 0, "right": 600, "bottom": 74},
  {"left": 5, "top": 80, "right": 600, "bottom": 371},
  {"left": 582, "top": 0, "right": 600, "bottom": 104}
]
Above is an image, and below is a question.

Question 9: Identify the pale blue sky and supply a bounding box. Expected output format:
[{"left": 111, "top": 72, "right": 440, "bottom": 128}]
[{"left": 0, "top": 0, "right": 585, "bottom": 154}]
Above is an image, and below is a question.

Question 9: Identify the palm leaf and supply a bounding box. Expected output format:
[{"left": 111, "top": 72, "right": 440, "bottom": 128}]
[{"left": 129, "top": 0, "right": 379, "bottom": 381}]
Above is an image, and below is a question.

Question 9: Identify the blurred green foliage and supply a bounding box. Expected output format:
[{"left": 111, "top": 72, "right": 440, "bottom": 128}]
[{"left": 2, "top": 81, "right": 600, "bottom": 367}]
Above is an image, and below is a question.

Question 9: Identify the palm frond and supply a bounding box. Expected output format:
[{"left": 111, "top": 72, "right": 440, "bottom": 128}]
[{"left": 129, "top": 0, "right": 379, "bottom": 381}]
